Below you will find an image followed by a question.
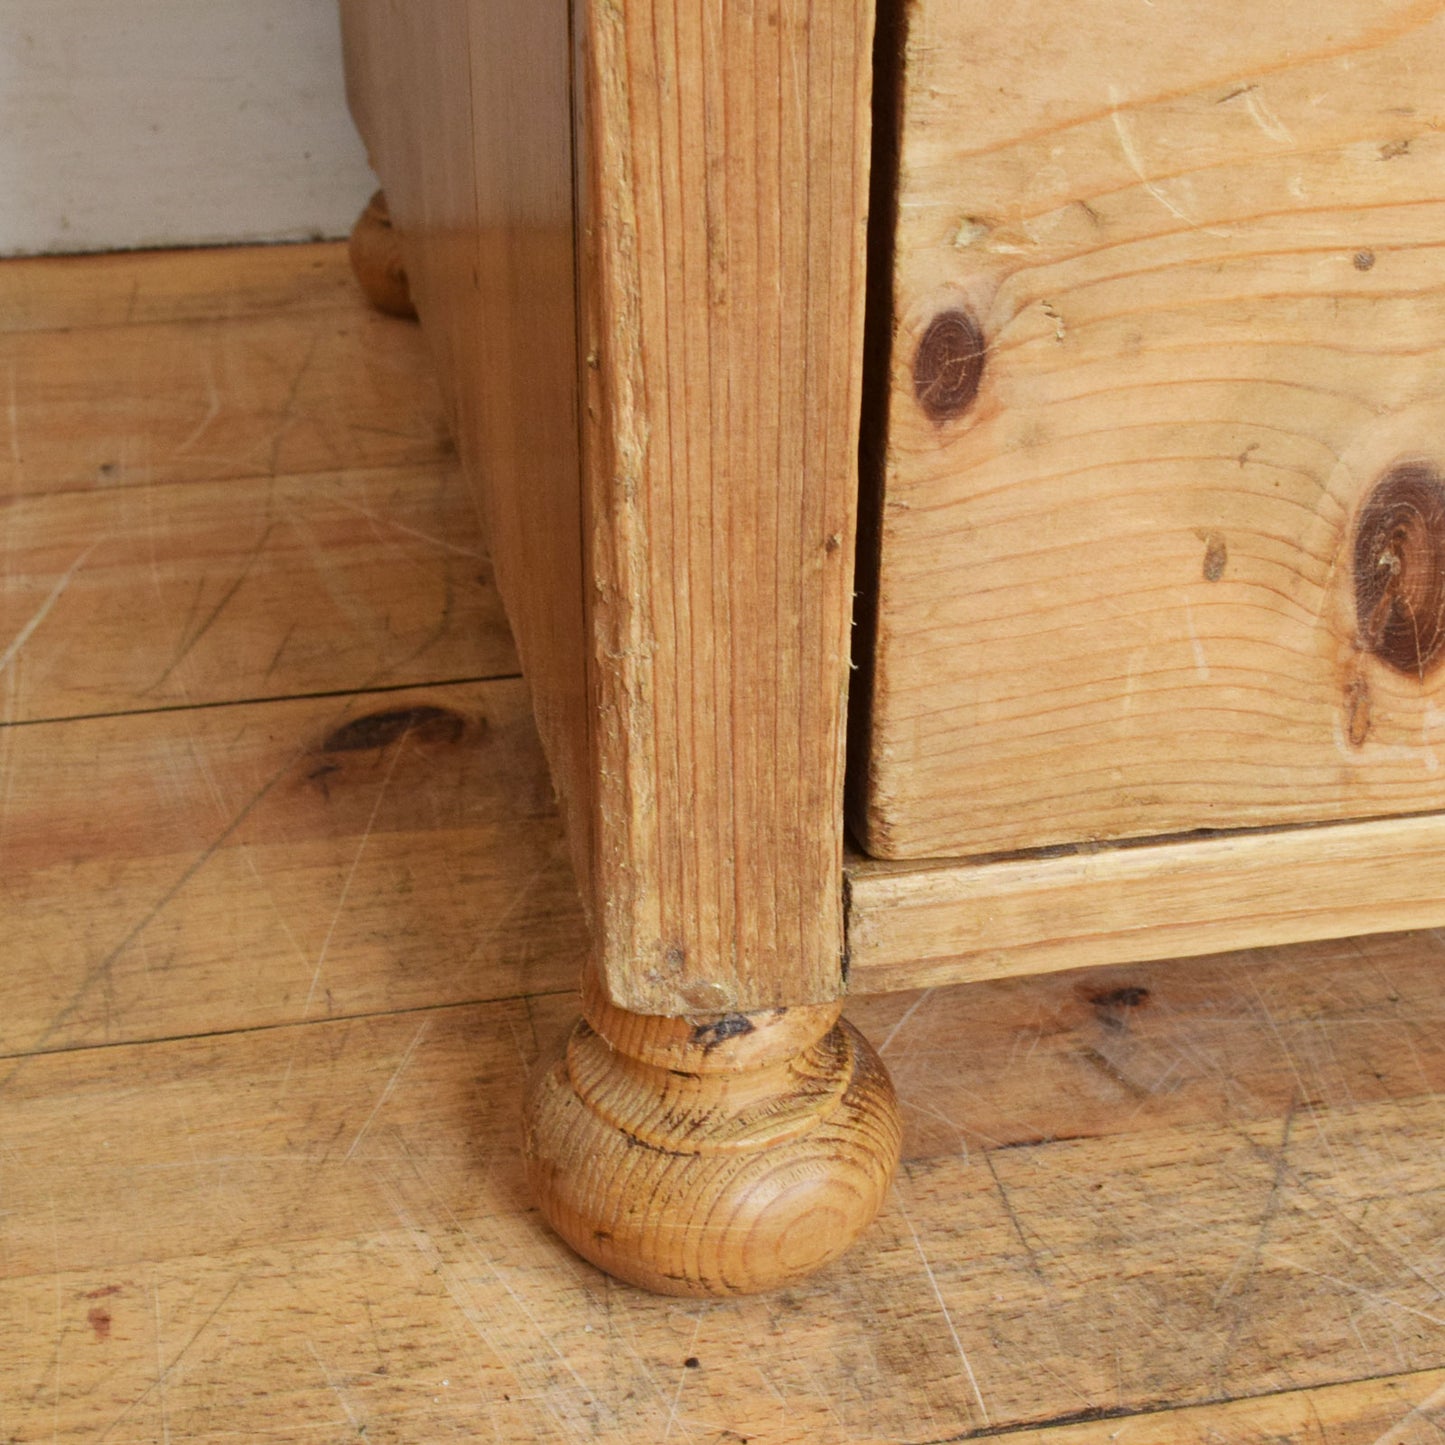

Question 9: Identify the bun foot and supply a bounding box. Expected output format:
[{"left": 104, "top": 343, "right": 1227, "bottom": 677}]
[
  {"left": 522, "top": 977, "right": 901, "bottom": 1296},
  {"left": 348, "top": 190, "right": 417, "bottom": 319}
]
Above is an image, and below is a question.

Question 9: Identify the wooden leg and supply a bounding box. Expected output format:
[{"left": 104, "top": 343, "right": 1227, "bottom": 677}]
[
  {"left": 347, "top": 191, "right": 417, "bottom": 320},
  {"left": 523, "top": 970, "right": 902, "bottom": 1297},
  {"left": 341, "top": 0, "right": 889, "bottom": 1293}
]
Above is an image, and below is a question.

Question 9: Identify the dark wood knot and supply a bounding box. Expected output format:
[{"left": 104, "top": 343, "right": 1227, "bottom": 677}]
[
  {"left": 322, "top": 705, "right": 467, "bottom": 753},
  {"left": 913, "top": 308, "right": 986, "bottom": 423},
  {"left": 1354, "top": 462, "right": 1445, "bottom": 678}
]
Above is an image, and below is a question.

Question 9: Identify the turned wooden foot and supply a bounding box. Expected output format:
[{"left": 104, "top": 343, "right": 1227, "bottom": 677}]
[
  {"left": 348, "top": 191, "right": 417, "bottom": 319},
  {"left": 523, "top": 972, "right": 902, "bottom": 1296}
]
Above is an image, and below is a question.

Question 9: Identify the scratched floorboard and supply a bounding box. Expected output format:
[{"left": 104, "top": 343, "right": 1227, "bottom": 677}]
[
  {"left": 0, "top": 246, "right": 450, "bottom": 499},
  {"left": 1, "top": 244, "right": 1443, "bottom": 1444}
]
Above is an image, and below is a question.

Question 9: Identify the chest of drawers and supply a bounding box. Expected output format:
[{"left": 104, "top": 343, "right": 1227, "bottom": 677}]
[{"left": 341, "top": 0, "right": 1445, "bottom": 1296}]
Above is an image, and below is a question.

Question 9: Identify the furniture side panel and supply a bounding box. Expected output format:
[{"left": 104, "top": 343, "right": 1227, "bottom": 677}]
[{"left": 341, "top": 0, "right": 594, "bottom": 903}]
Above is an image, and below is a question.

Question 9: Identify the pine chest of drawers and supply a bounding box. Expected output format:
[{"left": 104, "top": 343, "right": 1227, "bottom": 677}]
[{"left": 342, "top": 0, "right": 1445, "bottom": 1295}]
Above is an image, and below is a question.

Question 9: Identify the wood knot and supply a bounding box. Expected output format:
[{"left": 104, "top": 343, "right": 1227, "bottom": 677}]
[
  {"left": 913, "top": 308, "right": 986, "bottom": 423},
  {"left": 1086, "top": 984, "right": 1150, "bottom": 1010},
  {"left": 322, "top": 705, "right": 468, "bottom": 754},
  {"left": 1083, "top": 984, "right": 1151, "bottom": 1031},
  {"left": 1353, "top": 462, "right": 1445, "bottom": 678}
]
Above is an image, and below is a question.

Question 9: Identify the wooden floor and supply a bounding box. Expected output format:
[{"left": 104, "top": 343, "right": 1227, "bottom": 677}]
[{"left": 2, "top": 244, "right": 1444, "bottom": 1445}]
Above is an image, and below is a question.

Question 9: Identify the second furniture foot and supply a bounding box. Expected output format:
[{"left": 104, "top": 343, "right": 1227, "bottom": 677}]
[
  {"left": 523, "top": 971, "right": 902, "bottom": 1297},
  {"left": 348, "top": 190, "right": 417, "bottom": 319}
]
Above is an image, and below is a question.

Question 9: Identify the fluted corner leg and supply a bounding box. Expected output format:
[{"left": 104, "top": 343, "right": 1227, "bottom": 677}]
[
  {"left": 348, "top": 191, "right": 417, "bottom": 319},
  {"left": 522, "top": 971, "right": 902, "bottom": 1297}
]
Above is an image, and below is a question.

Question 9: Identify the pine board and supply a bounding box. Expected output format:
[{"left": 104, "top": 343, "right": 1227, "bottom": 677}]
[
  {"left": 345, "top": 0, "right": 876, "bottom": 1013},
  {"left": 3, "top": 233, "right": 1443, "bottom": 1445},
  {"left": 569, "top": 0, "right": 874, "bottom": 1010},
  {"left": 860, "top": 0, "right": 1445, "bottom": 858},
  {"left": 3, "top": 936, "right": 1444, "bottom": 1442},
  {"left": 848, "top": 927, "right": 1445, "bottom": 1158},
  {"left": 845, "top": 813, "right": 1445, "bottom": 995},
  {"left": 0, "top": 294, "right": 449, "bottom": 497},
  {"left": 0, "top": 680, "right": 583, "bottom": 1061},
  {"left": 0, "top": 243, "right": 361, "bottom": 336},
  {"left": 1000, "top": 1372, "right": 1445, "bottom": 1443},
  {"left": 341, "top": 0, "right": 597, "bottom": 954},
  {"left": 0, "top": 462, "right": 513, "bottom": 724}
]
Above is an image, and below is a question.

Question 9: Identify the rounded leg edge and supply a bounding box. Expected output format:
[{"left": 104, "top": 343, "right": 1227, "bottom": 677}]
[{"left": 521, "top": 1013, "right": 902, "bottom": 1297}]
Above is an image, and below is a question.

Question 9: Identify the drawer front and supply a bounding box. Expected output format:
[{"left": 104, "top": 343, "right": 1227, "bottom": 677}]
[{"left": 859, "top": 1, "right": 1445, "bottom": 859}]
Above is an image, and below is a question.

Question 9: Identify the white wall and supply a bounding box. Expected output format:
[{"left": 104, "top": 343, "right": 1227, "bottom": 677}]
[{"left": 0, "top": 0, "right": 377, "bottom": 256}]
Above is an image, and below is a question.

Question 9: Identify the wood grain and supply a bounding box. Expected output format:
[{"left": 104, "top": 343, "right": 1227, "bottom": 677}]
[
  {"left": 5, "top": 935, "right": 1445, "bottom": 1441},
  {"left": 0, "top": 296, "right": 448, "bottom": 497},
  {"left": 524, "top": 985, "right": 900, "bottom": 1296},
  {"left": 342, "top": 0, "right": 595, "bottom": 928},
  {"left": 0, "top": 242, "right": 560, "bottom": 1060},
  {"left": 342, "top": 0, "right": 483, "bottom": 438},
  {"left": 859, "top": 0, "right": 1445, "bottom": 858},
  {"left": 998, "top": 1373, "right": 1445, "bottom": 1443},
  {"left": 847, "top": 927, "right": 1445, "bottom": 1158},
  {"left": 0, "top": 242, "right": 359, "bottom": 335},
  {"left": 0, "top": 680, "right": 582, "bottom": 1060},
  {"left": 847, "top": 811, "right": 1445, "bottom": 995},
  {"left": 0, "top": 238, "right": 507, "bottom": 723},
  {"left": 573, "top": 0, "right": 875, "bottom": 1011},
  {"left": 346, "top": 0, "right": 877, "bottom": 1013},
  {"left": 3, "top": 240, "right": 1444, "bottom": 1438},
  {"left": 0, "top": 462, "right": 512, "bottom": 723}
]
